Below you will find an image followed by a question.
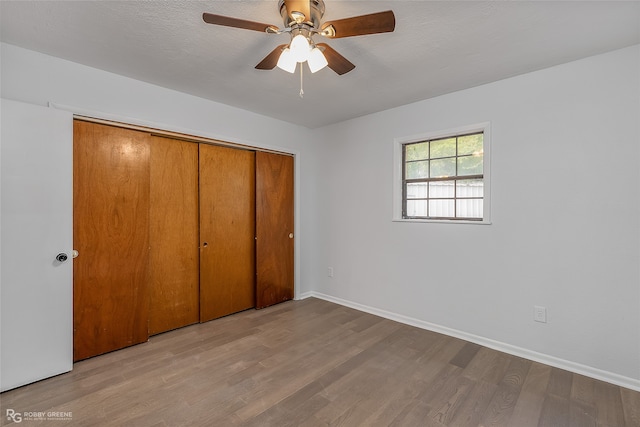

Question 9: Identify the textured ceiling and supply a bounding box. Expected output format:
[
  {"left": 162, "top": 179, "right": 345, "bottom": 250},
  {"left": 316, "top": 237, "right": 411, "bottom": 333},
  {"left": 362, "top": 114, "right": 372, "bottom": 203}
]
[{"left": 1, "top": 1, "right": 639, "bottom": 128}]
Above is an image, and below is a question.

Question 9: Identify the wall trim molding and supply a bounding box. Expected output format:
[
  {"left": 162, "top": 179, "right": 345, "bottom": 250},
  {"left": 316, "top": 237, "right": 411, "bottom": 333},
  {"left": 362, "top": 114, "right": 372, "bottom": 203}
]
[
  {"left": 300, "top": 291, "right": 640, "bottom": 392},
  {"left": 47, "top": 102, "right": 298, "bottom": 156}
]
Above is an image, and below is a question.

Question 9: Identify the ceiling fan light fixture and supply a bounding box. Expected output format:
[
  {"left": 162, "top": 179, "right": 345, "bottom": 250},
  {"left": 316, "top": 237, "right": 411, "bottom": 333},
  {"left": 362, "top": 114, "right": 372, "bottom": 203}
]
[
  {"left": 290, "top": 33, "right": 311, "bottom": 63},
  {"left": 203, "top": 1, "right": 396, "bottom": 79},
  {"left": 307, "top": 46, "right": 328, "bottom": 73},
  {"left": 276, "top": 48, "right": 297, "bottom": 73}
]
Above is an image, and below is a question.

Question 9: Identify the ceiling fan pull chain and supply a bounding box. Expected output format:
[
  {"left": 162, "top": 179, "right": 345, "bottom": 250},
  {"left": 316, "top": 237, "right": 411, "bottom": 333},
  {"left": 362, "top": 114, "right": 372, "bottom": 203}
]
[{"left": 299, "top": 64, "right": 304, "bottom": 99}]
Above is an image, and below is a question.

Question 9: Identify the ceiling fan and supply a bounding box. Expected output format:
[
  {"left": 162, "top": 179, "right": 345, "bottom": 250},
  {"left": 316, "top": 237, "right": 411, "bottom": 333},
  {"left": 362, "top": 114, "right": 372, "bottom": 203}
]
[{"left": 202, "top": 0, "right": 395, "bottom": 76}]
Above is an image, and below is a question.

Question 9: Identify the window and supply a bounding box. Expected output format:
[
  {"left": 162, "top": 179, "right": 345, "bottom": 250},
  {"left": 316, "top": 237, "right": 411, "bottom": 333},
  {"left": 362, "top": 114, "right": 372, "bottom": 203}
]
[{"left": 393, "top": 123, "right": 490, "bottom": 223}]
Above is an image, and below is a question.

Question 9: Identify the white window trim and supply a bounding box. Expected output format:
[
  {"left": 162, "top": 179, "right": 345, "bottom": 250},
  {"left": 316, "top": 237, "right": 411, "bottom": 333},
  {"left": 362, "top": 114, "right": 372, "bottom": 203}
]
[{"left": 392, "top": 122, "right": 492, "bottom": 224}]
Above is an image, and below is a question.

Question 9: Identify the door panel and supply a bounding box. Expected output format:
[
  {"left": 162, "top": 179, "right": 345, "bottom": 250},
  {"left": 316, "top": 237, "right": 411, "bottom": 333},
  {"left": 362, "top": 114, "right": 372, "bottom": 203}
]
[
  {"left": 73, "top": 121, "right": 150, "bottom": 361},
  {"left": 199, "top": 144, "right": 256, "bottom": 322},
  {"left": 1, "top": 99, "right": 73, "bottom": 391},
  {"left": 256, "top": 152, "right": 294, "bottom": 309},
  {"left": 149, "top": 136, "right": 199, "bottom": 335}
]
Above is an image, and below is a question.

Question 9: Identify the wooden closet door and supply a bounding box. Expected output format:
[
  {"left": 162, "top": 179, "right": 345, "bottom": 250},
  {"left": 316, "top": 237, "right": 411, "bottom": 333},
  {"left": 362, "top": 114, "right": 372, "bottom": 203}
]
[
  {"left": 199, "top": 144, "right": 256, "bottom": 322},
  {"left": 73, "top": 121, "right": 150, "bottom": 361},
  {"left": 256, "top": 151, "right": 294, "bottom": 309},
  {"left": 149, "top": 136, "right": 199, "bottom": 335}
]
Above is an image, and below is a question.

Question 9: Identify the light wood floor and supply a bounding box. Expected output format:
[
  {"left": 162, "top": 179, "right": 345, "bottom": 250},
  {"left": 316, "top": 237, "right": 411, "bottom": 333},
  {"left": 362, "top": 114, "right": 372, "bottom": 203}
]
[{"left": 1, "top": 298, "right": 639, "bottom": 426}]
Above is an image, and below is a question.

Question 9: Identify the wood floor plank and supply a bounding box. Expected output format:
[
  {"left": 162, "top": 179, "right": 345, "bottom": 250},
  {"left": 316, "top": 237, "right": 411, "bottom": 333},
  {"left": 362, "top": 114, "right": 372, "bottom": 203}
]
[
  {"left": 462, "top": 347, "right": 512, "bottom": 385},
  {"left": 359, "top": 377, "right": 433, "bottom": 425},
  {"left": 569, "top": 401, "right": 597, "bottom": 427},
  {"left": 538, "top": 394, "right": 570, "bottom": 427},
  {"left": 621, "top": 386, "right": 640, "bottom": 427},
  {"left": 427, "top": 373, "right": 475, "bottom": 424},
  {"left": 508, "top": 361, "right": 552, "bottom": 426},
  {"left": 449, "top": 342, "right": 482, "bottom": 368},
  {"left": 510, "top": 391, "right": 549, "bottom": 427},
  {"left": 594, "top": 380, "right": 627, "bottom": 426},
  {"left": 479, "top": 382, "right": 523, "bottom": 426},
  {"left": 389, "top": 399, "right": 444, "bottom": 427},
  {"left": 501, "top": 356, "right": 532, "bottom": 389},
  {"left": 1, "top": 298, "right": 639, "bottom": 427},
  {"left": 447, "top": 380, "right": 498, "bottom": 427},
  {"left": 476, "top": 357, "right": 529, "bottom": 426},
  {"left": 571, "top": 373, "right": 597, "bottom": 407},
  {"left": 547, "top": 366, "right": 574, "bottom": 398},
  {"left": 359, "top": 333, "right": 458, "bottom": 425},
  {"left": 303, "top": 330, "right": 421, "bottom": 425},
  {"left": 233, "top": 316, "right": 404, "bottom": 421},
  {"left": 422, "top": 336, "right": 468, "bottom": 365},
  {"left": 570, "top": 374, "right": 598, "bottom": 426},
  {"left": 522, "top": 361, "right": 554, "bottom": 395}
]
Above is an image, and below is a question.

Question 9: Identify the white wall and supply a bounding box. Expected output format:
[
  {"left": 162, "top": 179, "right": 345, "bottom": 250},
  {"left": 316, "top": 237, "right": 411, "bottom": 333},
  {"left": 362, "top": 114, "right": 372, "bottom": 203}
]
[
  {"left": 311, "top": 45, "right": 640, "bottom": 389},
  {"left": 0, "top": 42, "right": 321, "bottom": 298}
]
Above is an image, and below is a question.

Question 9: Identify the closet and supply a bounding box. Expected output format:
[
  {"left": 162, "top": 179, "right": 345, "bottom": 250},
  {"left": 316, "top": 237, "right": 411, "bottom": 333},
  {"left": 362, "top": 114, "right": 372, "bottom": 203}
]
[
  {"left": 256, "top": 152, "right": 294, "bottom": 309},
  {"left": 199, "top": 144, "right": 256, "bottom": 322},
  {"left": 73, "top": 123, "right": 151, "bottom": 361},
  {"left": 73, "top": 120, "right": 294, "bottom": 361},
  {"left": 149, "top": 136, "right": 199, "bottom": 335}
]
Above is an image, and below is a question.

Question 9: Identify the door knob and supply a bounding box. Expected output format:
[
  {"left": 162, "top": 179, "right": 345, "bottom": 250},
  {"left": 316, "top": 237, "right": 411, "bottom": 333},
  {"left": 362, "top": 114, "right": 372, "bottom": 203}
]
[
  {"left": 289, "top": 233, "right": 294, "bottom": 239},
  {"left": 55, "top": 253, "right": 68, "bottom": 262}
]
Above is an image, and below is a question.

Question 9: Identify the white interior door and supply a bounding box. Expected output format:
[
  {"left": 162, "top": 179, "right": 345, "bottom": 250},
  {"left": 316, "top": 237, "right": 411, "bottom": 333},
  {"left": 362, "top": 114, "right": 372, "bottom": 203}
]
[{"left": 1, "top": 99, "right": 73, "bottom": 391}]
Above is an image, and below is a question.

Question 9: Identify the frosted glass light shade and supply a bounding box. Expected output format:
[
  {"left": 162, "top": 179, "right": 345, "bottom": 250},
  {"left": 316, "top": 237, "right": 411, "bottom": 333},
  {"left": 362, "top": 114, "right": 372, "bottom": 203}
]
[
  {"left": 290, "top": 34, "right": 310, "bottom": 63},
  {"left": 307, "top": 47, "right": 328, "bottom": 73},
  {"left": 276, "top": 48, "right": 296, "bottom": 73}
]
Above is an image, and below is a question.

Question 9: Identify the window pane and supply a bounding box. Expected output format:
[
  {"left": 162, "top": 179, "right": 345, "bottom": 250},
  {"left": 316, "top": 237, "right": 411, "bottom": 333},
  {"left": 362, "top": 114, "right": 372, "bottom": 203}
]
[
  {"left": 429, "top": 180, "right": 455, "bottom": 198},
  {"left": 429, "top": 199, "right": 454, "bottom": 217},
  {"left": 457, "top": 154, "right": 483, "bottom": 176},
  {"left": 406, "top": 200, "right": 428, "bottom": 217},
  {"left": 405, "top": 142, "right": 429, "bottom": 161},
  {"left": 456, "top": 179, "right": 484, "bottom": 197},
  {"left": 405, "top": 160, "right": 429, "bottom": 179},
  {"left": 402, "top": 130, "right": 486, "bottom": 221},
  {"left": 406, "top": 182, "right": 428, "bottom": 199},
  {"left": 430, "top": 158, "right": 456, "bottom": 178},
  {"left": 430, "top": 138, "right": 456, "bottom": 159},
  {"left": 458, "top": 134, "right": 483, "bottom": 156},
  {"left": 456, "top": 199, "right": 483, "bottom": 219}
]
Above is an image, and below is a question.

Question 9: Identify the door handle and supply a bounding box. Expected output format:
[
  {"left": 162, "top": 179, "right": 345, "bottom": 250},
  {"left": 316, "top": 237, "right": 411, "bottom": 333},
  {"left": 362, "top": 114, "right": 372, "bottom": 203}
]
[{"left": 55, "top": 253, "right": 68, "bottom": 262}]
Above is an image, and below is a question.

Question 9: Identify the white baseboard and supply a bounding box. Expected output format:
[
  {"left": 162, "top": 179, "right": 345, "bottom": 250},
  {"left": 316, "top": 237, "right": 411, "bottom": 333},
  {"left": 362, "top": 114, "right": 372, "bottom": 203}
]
[
  {"left": 300, "top": 291, "right": 640, "bottom": 392},
  {"left": 296, "top": 291, "right": 315, "bottom": 300}
]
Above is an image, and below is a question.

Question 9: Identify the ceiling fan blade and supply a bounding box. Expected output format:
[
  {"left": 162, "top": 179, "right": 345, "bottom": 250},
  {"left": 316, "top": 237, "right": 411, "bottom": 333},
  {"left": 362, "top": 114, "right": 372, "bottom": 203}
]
[
  {"left": 282, "top": 0, "right": 311, "bottom": 23},
  {"left": 203, "top": 13, "right": 278, "bottom": 33},
  {"left": 316, "top": 43, "right": 355, "bottom": 75},
  {"left": 255, "top": 45, "right": 288, "bottom": 70},
  {"left": 321, "top": 10, "right": 395, "bottom": 38}
]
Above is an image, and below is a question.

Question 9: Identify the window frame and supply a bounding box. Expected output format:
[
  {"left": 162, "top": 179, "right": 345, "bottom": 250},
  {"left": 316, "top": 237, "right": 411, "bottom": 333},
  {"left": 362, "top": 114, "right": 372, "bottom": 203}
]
[{"left": 393, "top": 122, "right": 491, "bottom": 224}]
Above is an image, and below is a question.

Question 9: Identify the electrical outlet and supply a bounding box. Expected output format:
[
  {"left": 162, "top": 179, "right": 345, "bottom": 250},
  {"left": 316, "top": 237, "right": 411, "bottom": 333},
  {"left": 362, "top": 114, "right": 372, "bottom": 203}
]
[
  {"left": 328, "top": 267, "right": 334, "bottom": 278},
  {"left": 534, "top": 305, "right": 547, "bottom": 323}
]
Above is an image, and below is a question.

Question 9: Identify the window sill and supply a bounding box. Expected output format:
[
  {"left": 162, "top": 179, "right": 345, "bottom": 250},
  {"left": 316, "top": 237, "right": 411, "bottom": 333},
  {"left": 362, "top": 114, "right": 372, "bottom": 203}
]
[{"left": 392, "top": 218, "right": 492, "bottom": 225}]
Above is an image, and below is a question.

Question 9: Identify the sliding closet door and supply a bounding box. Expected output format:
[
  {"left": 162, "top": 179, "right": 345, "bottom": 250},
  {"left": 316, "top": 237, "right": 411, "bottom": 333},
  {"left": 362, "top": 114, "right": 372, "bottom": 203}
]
[
  {"left": 256, "top": 151, "right": 294, "bottom": 309},
  {"left": 199, "top": 144, "right": 256, "bottom": 321},
  {"left": 73, "top": 121, "right": 150, "bottom": 361},
  {"left": 148, "top": 136, "right": 199, "bottom": 335}
]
